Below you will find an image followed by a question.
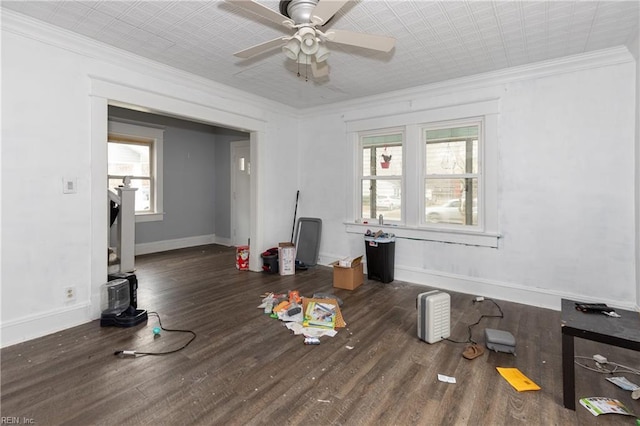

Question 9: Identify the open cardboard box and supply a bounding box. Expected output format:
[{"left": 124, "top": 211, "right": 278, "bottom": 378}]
[{"left": 330, "top": 255, "right": 364, "bottom": 290}]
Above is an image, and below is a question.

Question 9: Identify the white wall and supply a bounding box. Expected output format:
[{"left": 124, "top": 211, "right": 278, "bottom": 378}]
[
  {"left": 630, "top": 32, "right": 640, "bottom": 309},
  {"left": 1, "top": 12, "right": 300, "bottom": 347},
  {"left": 299, "top": 48, "right": 637, "bottom": 311}
]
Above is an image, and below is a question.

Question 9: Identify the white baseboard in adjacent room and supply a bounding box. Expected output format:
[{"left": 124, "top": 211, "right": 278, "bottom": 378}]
[
  {"left": 135, "top": 234, "right": 219, "bottom": 255},
  {"left": 213, "top": 236, "right": 232, "bottom": 247}
]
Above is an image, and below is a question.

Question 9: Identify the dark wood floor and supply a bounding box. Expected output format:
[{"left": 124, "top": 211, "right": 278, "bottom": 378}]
[{"left": 2, "top": 244, "right": 639, "bottom": 425}]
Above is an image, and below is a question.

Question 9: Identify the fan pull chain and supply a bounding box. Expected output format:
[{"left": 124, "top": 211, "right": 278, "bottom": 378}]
[{"left": 296, "top": 58, "right": 308, "bottom": 82}]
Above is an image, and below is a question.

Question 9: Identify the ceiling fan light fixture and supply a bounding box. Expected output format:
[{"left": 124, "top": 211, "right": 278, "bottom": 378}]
[
  {"left": 314, "top": 44, "right": 330, "bottom": 62},
  {"left": 300, "top": 37, "right": 318, "bottom": 55},
  {"left": 298, "top": 27, "right": 319, "bottom": 55},
  {"left": 282, "top": 39, "right": 300, "bottom": 60}
]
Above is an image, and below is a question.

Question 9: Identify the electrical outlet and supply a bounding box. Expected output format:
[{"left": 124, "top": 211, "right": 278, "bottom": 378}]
[{"left": 64, "top": 286, "right": 76, "bottom": 301}]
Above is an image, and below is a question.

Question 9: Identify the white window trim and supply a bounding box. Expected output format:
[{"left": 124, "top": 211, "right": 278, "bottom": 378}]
[
  {"left": 108, "top": 119, "right": 164, "bottom": 223},
  {"left": 345, "top": 99, "right": 500, "bottom": 248},
  {"left": 357, "top": 127, "right": 405, "bottom": 224}
]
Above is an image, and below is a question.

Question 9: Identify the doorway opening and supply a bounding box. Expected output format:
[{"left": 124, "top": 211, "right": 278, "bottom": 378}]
[
  {"left": 90, "top": 78, "right": 265, "bottom": 318},
  {"left": 107, "top": 105, "right": 250, "bottom": 256}
]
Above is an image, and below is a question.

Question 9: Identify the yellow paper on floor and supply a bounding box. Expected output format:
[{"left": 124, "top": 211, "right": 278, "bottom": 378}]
[{"left": 496, "top": 367, "right": 541, "bottom": 392}]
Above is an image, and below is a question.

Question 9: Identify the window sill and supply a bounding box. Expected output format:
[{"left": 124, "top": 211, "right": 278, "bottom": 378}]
[
  {"left": 135, "top": 212, "right": 164, "bottom": 223},
  {"left": 344, "top": 222, "right": 500, "bottom": 248}
]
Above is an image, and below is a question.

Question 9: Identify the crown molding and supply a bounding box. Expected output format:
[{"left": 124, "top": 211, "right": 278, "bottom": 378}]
[
  {"left": 300, "top": 45, "right": 635, "bottom": 118},
  {"left": 1, "top": 9, "right": 299, "bottom": 118}
]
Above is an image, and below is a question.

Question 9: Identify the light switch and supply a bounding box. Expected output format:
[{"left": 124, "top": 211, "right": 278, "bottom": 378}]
[{"left": 63, "top": 177, "right": 77, "bottom": 194}]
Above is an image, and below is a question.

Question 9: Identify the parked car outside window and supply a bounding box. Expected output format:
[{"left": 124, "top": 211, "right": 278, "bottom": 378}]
[
  {"left": 377, "top": 195, "right": 401, "bottom": 210},
  {"left": 425, "top": 199, "right": 477, "bottom": 224}
]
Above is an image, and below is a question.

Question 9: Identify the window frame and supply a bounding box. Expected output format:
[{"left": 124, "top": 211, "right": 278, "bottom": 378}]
[
  {"left": 345, "top": 99, "right": 500, "bottom": 248},
  {"left": 108, "top": 120, "right": 164, "bottom": 223},
  {"left": 357, "top": 127, "right": 405, "bottom": 224},
  {"left": 420, "top": 118, "right": 483, "bottom": 230}
]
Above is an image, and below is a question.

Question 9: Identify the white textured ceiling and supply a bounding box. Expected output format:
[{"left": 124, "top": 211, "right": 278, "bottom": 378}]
[{"left": 3, "top": 1, "right": 639, "bottom": 109}]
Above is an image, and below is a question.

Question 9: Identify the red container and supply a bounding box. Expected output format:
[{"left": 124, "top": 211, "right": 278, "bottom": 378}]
[{"left": 236, "top": 245, "right": 249, "bottom": 270}]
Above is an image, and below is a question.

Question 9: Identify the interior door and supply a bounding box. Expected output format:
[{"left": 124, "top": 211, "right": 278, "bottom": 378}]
[{"left": 231, "top": 140, "right": 250, "bottom": 246}]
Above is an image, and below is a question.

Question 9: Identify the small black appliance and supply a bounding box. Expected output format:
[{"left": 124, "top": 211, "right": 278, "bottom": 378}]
[{"left": 100, "top": 272, "right": 148, "bottom": 327}]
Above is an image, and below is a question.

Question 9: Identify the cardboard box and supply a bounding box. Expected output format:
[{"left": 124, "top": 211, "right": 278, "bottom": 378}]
[
  {"left": 278, "top": 242, "right": 296, "bottom": 276},
  {"left": 331, "top": 256, "right": 364, "bottom": 290}
]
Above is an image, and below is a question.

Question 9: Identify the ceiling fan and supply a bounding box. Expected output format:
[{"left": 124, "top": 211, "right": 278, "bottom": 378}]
[{"left": 228, "top": 0, "right": 396, "bottom": 78}]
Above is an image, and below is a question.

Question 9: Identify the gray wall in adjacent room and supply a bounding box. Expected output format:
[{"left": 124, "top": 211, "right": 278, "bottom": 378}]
[{"left": 108, "top": 106, "right": 248, "bottom": 245}]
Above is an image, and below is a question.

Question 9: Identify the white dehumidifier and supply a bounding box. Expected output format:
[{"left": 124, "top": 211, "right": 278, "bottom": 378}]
[{"left": 417, "top": 290, "right": 450, "bottom": 343}]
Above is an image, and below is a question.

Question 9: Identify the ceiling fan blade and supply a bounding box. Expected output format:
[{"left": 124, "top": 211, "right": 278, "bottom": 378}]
[
  {"left": 227, "top": 0, "right": 294, "bottom": 28},
  {"left": 311, "top": 60, "right": 329, "bottom": 78},
  {"left": 326, "top": 29, "right": 395, "bottom": 52},
  {"left": 234, "top": 37, "right": 288, "bottom": 59},
  {"left": 310, "top": 0, "right": 350, "bottom": 26}
]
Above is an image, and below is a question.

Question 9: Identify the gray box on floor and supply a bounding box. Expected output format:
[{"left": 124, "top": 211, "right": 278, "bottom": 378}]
[{"left": 485, "top": 328, "right": 516, "bottom": 354}]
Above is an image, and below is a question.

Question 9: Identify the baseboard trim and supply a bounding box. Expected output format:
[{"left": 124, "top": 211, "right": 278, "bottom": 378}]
[
  {"left": 135, "top": 234, "right": 223, "bottom": 255},
  {"left": 213, "top": 236, "right": 232, "bottom": 247},
  {"left": 318, "top": 253, "right": 636, "bottom": 312},
  {"left": 1, "top": 302, "right": 92, "bottom": 348},
  {"left": 397, "top": 265, "right": 639, "bottom": 311},
  {"left": 394, "top": 266, "right": 562, "bottom": 310}
]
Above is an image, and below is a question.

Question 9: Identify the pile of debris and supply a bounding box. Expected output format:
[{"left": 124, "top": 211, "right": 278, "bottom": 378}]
[{"left": 258, "top": 291, "right": 346, "bottom": 345}]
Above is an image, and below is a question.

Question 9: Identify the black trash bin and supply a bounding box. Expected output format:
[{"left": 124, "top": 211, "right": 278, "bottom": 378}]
[
  {"left": 261, "top": 248, "right": 279, "bottom": 274},
  {"left": 364, "top": 235, "right": 395, "bottom": 283}
]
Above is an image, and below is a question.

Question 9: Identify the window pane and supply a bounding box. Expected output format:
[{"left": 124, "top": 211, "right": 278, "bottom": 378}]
[
  {"left": 361, "top": 179, "right": 401, "bottom": 220},
  {"left": 108, "top": 142, "right": 150, "bottom": 178},
  {"left": 362, "top": 134, "right": 402, "bottom": 177},
  {"left": 133, "top": 179, "right": 151, "bottom": 212},
  {"left": 108, "top": 178, "right": 151, "bottom": 212},
  {"left": 425, "top": 126, "right": 478, "bottom": 175},
  {"left": 425, "top": 178, "right": 477, "bottom": 225}
]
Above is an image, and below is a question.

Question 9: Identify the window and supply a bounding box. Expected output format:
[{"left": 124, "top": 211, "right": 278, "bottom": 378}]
[
  {"left": 108, "top": 140, "right": 152, "bottom": 212},
  {"left": 346, "top": 99, "right": 499, "bottom": 247},
  {"left": 359, "top": 130, "right": 403, "bottom": 222},
  {"left": 423, "top": 122, "right": 480, "bottom": 227},
  {"left": 108, "top": 120, "right": 164, "bottom": 222}
]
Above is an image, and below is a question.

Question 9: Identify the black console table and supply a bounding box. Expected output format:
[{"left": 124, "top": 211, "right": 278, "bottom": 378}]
[{"left": 561, "top": 298, "right": 640, "bottom": 410}]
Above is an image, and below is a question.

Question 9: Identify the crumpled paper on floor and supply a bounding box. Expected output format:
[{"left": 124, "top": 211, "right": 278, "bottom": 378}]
[{"left": 285, "top": 322, "right": 338, "bottom": 338}]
